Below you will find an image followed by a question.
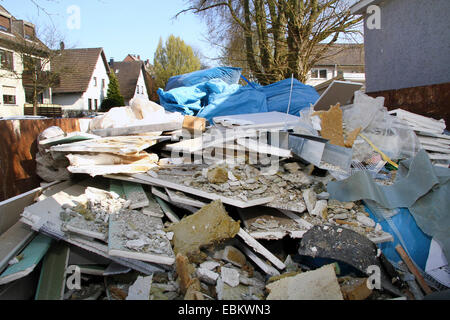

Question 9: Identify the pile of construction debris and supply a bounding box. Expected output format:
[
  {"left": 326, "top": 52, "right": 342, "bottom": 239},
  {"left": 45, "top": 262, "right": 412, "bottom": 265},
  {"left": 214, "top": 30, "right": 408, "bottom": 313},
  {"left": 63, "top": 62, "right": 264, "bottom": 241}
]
[{"left": 1, "top": 88, "right": 448, "bottom": 301}]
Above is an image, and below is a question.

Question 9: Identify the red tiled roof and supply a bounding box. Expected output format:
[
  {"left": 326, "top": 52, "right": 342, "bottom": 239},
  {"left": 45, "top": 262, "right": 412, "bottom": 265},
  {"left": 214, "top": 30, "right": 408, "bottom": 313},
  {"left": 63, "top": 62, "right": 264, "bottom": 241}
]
[{"left": 52, "top": 48, "right": 109, "bottom": 94}]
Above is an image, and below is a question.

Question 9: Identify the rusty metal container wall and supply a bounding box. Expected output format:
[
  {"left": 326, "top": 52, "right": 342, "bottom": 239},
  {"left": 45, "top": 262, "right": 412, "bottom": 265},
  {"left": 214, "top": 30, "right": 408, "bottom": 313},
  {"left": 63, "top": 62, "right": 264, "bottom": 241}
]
[
  {"left": 0, "top": 118, "right": 81, "bottom": 201},
  {"left": 367, "top": 82, "right": 450, "bottom": 129}
]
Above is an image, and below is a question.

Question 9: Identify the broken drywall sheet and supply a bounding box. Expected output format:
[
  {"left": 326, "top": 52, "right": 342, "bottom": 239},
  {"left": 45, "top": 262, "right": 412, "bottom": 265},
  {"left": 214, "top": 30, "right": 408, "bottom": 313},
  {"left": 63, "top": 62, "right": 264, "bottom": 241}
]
[
  {"left": 237, "top": 229, "right": 286, "bottom": 270},
  {"left": 165, "top": 188, "right": 209, "bottom": 208},
  {"left": 126, "top": 275, "right": 153, "bottom": 300},
  {"left": 68, "top": 163, "right": 158, "bottom": 177},
  {"left": 108, "top": 210, "right": 175, "bottom": 266},
  {"left": 141, "top": 192, "right": 164, "bottom": 218},
  {"left": 51, "top": 136, "right": 159, "bottom": 155},
  {"left": 0, "top": 234, "right": 52, "bottom": 285},
  {"left": 167, "top": 200, "right": 241, "bottom": 263},
  {"left": 237, "top": 206, "right": 309, "bottom": 240},
  {"left": 61, "top": 187, "right": 129, "bottom": 241},
  {"left": 134, "top": 162, "right": 313, "bottom": 211},
  {"left": 266, "top": 264, "right": 343, "bottom": 300},
  {"left": 121, "top": 181, "right": 149, "bottom": 210},
  {"left": 133, "top": 168, "right": 274, "bottom": 208},
  {"left": 0, "top": 222, "right": 35, "bottom": 274}
]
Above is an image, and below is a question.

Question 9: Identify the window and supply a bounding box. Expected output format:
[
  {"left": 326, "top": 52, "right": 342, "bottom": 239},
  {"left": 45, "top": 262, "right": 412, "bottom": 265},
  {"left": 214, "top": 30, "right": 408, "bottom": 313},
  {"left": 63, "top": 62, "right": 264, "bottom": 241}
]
[
  {"left": 102, "top": 79, "right": 105, "bottom": 89},
  {"left": 136, "top": 86, "right": 139, "bottom": 94},
  {"left": 3, "top": 95, "right": 16, "bottom": 105},
  {"left": 88, "top": 98, "right": 92, "bottom": 111},
  {"left": 0, "top": 49, "right": 13, "bottom": 71},
  {"left": 24, "top": 25, "right": 35, "bottom": 40},
  {"left": 0, "top": 15, "right": 11, "bottom": 32},
  {"left": 94, "top": 99, "right": 98, "bottom": 111},
  {"left": 141, "top": 86, "right": 144, "bottom": 94},
  {"left": 311, "top": 69, "right": 328, "bottom": 80},
  {"left": 93, "top": 77, "right": 97, "bottom": 87}
]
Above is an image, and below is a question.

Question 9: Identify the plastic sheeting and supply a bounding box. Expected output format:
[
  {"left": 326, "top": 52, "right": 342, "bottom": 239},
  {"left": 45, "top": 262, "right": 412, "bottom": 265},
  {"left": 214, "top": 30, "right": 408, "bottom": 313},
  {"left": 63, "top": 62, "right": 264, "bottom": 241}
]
[
  {"left": 328, "top": 150, "right": 450, "bottom": 263},
  {"left": 197, "top": 85, "right": 268, "bottom": 121},
  {"left": 258, "top": 78, "right": 320, "bottom": 116},
  {"left": 158, "top": 71, "right": 320, "bottom": 123},
  {"left": 165, "top": 67, "right": 242, "bottom": 91}
]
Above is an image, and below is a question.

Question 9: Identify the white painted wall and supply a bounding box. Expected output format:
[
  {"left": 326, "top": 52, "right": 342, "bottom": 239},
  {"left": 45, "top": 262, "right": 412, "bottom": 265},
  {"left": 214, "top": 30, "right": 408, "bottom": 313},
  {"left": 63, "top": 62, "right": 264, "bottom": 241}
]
[
  {"left": 306, "top": 67, "right": 335, "bottom": 87},
  {"left": 127, "top": 68, "right": 148, "bottom": 104},
  {"left": 82, "top": 54, "right": 109, "bottom": 110},
  {"left": 0, "top": 45, "right": 26, "bottom": 117},
  {"left": 52, "top": 92, "right": 84, "bottom": 110}
]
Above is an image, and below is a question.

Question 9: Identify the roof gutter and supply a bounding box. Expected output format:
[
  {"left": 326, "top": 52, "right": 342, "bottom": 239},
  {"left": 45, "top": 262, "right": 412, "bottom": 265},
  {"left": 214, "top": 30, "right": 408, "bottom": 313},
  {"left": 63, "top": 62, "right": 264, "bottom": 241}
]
[{"left": 350, "top": 0, "right": 385, "bottom": 15}]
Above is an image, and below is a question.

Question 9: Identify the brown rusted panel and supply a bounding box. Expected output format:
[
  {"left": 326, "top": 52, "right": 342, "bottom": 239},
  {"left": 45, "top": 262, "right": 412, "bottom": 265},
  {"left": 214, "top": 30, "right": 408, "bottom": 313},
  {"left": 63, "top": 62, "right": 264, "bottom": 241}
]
[
  {"left": 0, "top": 118, "right": 81, "bottom": 201},
  {"left": 367, "top": 82, "right": 450, "bottom": 129}
]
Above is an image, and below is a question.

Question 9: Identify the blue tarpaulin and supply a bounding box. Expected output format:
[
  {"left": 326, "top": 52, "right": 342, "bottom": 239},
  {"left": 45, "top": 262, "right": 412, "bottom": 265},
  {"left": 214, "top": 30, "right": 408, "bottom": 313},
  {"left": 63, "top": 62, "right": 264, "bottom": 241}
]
[
  {"left": 165, "top": 67, "right": 242, "bottom": 91},
  {"left": 158, "top": 67, "right": 320, "bottom": 122}
]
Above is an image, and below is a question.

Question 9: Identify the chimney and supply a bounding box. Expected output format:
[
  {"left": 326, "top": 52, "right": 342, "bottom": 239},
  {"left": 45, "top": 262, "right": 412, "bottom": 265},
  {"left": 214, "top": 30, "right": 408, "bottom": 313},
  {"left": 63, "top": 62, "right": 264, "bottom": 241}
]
[
  {"left": 137, "top": 55, "right": 141, "bottom": 60},
  {"left": 109, "top": 58, "right": 114, "bottom": 66}
]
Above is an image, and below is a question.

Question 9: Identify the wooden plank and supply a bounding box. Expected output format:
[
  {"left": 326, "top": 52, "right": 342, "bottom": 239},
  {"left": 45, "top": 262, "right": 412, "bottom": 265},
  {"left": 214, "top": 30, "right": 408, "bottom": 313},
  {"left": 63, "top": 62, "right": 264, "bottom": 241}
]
[
  {"left": 0, "top": 234, "right": 52, "bottom": 285},
  {"left": 132, "top": 173, "right": 274, "bottom": 209},
  {"left": 0, "top": 222, "right": 36, "bottom": 274},
  {"left": 237, "top": 228, "right": 286, "bottom": 270},
  {"left": 35, "top": 241, "right": 70, "bottom": 300},
  {"left": 121, "top": 181, "right": 149, "bottom": 210},
  {"left": 395, "top": 245, "right": 433, "bottom": 295},
  {"left": 91, "top": 122, "right": 182, "bottom": 137}
]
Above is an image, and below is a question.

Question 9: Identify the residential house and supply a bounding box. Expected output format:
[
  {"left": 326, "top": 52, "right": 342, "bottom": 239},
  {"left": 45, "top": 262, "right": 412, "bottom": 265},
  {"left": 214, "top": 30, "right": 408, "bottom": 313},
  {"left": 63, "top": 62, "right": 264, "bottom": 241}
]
[
  {"left": 350, "top": 0, "right": 450, "bottom": 125},
  {"left": 306, "top": 43, "right": 365, "bottom": 87},
  {"left": 0, "top": 5, "right": 52, "bottom": 117},
  {"left": 52, "top": 48, "right": 110, "bottom": 112},
  {"left": 110, "top": 59, "right": 149, "bottom": 105}
]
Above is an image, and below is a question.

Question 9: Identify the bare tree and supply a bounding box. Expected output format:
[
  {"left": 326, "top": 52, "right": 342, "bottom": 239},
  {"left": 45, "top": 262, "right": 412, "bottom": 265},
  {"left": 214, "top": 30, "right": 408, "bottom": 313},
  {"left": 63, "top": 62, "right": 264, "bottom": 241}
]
[
  {"left": 9, "top": 23, "right": 68, "bottom": 115},
  {"left": 178, "top": 0, "right": 363, "bottom": 84}
]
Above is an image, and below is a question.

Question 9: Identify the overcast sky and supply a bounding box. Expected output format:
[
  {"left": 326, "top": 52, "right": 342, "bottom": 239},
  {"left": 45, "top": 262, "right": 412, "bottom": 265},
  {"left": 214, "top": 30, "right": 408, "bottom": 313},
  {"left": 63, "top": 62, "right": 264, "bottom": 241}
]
[{"left": 2, "top": 0, "right": 220, "bottom": 65}]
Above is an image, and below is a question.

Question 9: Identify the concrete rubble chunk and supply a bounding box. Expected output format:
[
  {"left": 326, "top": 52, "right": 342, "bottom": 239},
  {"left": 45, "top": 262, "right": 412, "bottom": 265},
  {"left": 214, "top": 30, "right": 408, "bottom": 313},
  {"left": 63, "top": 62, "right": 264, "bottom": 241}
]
[
  {"left": 357, "top": 215, "right": 376, "bottom": 228},
  {"left": 167, "top": 200, "right": 241, "bottom": 263},
  {"left": 340, "top": 277, "right": 373, "bottom": 300},
  {"left": 199, "top": 260, "right": 220, "bottom": 271},
  {"left": 221, "top": 267, "right": 240, "bottom": 288},
  {"left": 283, "top": 162, "right": 300, "bottom": 173},
  {"left": 266, "top": 264, "right": 344, "bottom": 300},
  {"left": 196, "top": 268, "right": 219, "bottom": 285},
  {"left": 311, "top": 200, "right": 328, "bottom": 219},
  {"left": 302, "top": 188, "right": 317, "bottom": 215},
  {"left": 222, "top": 246, "right": 247, "bottom": 267}
]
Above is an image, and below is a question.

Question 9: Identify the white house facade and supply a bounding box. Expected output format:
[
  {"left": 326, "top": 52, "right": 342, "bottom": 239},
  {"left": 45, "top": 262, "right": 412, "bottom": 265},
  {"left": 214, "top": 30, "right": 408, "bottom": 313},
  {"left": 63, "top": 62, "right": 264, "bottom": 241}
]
[{"left": 52, "top": 48, "right": 110, "bottom": 112}]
